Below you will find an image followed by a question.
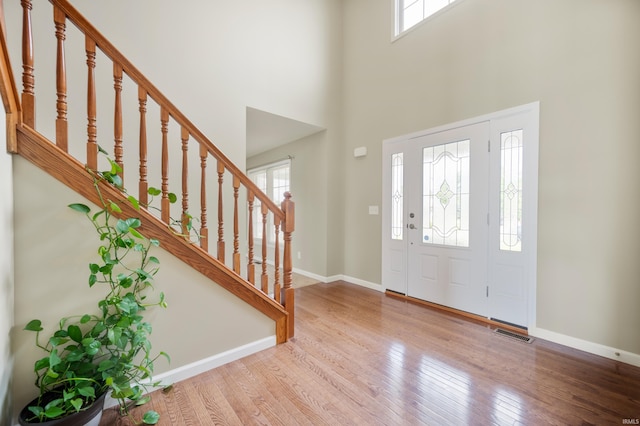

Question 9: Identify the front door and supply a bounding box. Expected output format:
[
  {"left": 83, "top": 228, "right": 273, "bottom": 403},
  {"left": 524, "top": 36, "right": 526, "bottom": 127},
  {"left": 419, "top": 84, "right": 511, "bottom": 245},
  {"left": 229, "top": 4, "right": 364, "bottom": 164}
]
[
  {"left": 382, "top": 103, "right": 539, "bottom": 328},
  {"left": 405, "top": 122, "right": 490, "bottom": 316}
]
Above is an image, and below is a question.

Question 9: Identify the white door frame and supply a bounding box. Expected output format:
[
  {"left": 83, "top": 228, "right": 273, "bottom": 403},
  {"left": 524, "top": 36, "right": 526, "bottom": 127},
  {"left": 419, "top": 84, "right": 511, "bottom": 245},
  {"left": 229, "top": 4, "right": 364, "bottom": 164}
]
[{"left": 382, "top": 101, "right": 539, "bottom": 329}]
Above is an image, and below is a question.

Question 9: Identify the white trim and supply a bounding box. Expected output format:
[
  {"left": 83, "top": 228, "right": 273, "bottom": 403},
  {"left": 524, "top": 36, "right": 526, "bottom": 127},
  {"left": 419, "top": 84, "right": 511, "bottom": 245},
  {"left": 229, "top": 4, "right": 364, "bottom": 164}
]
[
  {"left": 530, "top": 327, "right": 640, "bottom": 368},
  {"left": 103, "top": 336, "right": 276, "bottom": 409},
  {"left": 392, "top": 0, "right": 468, "bottom": 42}
]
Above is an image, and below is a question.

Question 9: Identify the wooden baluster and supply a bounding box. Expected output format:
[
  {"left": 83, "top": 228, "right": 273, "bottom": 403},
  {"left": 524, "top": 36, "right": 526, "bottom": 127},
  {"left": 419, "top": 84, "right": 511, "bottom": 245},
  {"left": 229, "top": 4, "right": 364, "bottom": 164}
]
[
  {"left": 273, "top": 218, "right": 281, "bottom": 302},
  {"left": 261, "top": 204, "right": 268, "bottom": 293},
  {"left": 54, "top": 6, "right": 67, "bottom": 152},
  {"left": 138, "top": 87, "right": 148, "bottom": 205},
  {"left": 217, "top": 160, "right": 225, "bottom": 263},
  {"left": 86, "top": 37, "right": 97, "bottom": 170},
  {"left": 113, "top": 63, "right": 124, "bottom": 181},
  {"left": 232, "top": 176, "right": 241, "bottom": 275},
  {"left": 160, "top": 107, "right": 170, "bottom": 224},
  {"left": 199, "top": 145, "right": 209, "bottom": 251},
  {"left": 181, "top": 127, "right": 189, "bottom": 238},
  {"left": 281, "top": 192, "right": 295, "bottom": 338},
  {"left": 21, "top": 0, "right": 35, "bottom": 127},
  {"left": 247, "top": 191, "right": 255, "bottom": 284}
]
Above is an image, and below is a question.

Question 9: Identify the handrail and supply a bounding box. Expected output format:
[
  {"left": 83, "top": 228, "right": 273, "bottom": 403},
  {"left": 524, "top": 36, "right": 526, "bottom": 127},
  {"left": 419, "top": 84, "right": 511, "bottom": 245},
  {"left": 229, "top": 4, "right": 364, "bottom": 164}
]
[
  {"left": 0, "top": 0, "right": 21, "bottom": 152},
  {"left": 13, "top": 0, "right": 295, "bottom": 339},
  {"left": 49, "top": 0, "right": 284, "bottom": 217}
]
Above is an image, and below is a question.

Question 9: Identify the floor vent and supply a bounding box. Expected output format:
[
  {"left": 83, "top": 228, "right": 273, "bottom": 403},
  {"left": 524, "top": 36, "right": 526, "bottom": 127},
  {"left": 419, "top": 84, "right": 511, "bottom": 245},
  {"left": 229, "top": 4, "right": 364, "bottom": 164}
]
[{"left": 494, "top": 328, "right": 534, "bottom": 344}]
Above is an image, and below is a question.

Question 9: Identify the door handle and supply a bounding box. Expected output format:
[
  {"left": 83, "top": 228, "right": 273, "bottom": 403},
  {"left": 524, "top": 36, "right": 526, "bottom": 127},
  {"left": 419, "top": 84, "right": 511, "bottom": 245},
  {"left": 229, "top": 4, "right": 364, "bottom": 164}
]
[{"left": 408, "top": 224, "right": 416, "bottom": 230}]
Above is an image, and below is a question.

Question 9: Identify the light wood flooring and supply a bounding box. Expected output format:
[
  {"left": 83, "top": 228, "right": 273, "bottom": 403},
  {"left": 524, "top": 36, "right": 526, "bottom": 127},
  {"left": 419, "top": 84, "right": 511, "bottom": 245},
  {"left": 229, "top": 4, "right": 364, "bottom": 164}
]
[{"left": 101, "top": 281, "right": 640, "bottom": 425}]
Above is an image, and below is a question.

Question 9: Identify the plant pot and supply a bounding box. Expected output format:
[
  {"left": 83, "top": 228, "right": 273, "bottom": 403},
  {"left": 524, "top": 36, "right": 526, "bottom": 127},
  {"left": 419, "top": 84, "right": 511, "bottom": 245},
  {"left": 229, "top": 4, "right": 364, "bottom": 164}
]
[{"left": 18, "top": 391, "right": 107, "bottom": 426}]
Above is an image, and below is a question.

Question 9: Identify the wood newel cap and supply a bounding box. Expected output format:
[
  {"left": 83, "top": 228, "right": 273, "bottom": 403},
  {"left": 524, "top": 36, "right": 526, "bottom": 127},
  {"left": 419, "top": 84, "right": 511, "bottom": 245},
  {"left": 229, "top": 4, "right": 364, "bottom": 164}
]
[{"left": 281, "top": 192, "right": 294, "bottom": 233}]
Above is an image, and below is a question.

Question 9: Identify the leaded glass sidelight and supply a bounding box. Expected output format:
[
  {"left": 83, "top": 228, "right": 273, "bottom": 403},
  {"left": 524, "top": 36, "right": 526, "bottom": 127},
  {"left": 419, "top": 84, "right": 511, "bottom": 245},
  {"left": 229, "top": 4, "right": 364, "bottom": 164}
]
[
  {"left": 391, "top": 153, "right": 404, "bottom": 240},
  {"left": 500, "top": 130, "right": 523, "bottom": 252},
  {"left": 422, "top": 140, "right": 470, "bottom": 247}
]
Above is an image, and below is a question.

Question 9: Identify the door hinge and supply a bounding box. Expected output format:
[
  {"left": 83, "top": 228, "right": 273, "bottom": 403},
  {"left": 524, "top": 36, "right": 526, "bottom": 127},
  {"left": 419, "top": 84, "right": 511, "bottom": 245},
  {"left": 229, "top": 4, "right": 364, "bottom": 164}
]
[
  {"left": 488, "top": 140, "right": 491, "bottom": 152},
  {"left": 486, "top": 286, "right": 489, "bottom": 297},
  {"left": 487, "top": 213, "right": 490, "bottom": 226}
]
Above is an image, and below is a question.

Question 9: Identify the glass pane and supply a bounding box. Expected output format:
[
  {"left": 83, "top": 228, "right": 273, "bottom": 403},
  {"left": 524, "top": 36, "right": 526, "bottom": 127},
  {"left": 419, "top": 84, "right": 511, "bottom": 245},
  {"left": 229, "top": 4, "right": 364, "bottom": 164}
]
[
  {"left": 250, "top": 171, "right": 267, "bottom": 240},
  {"left": 391, "top": 153, "right": 404, "bottom": 240},
  {"left": 422, "top": 139, "right": 470, "bottom": 247},
  {"left": 500, "top": 130, "right": 523, "bottom": 252}
]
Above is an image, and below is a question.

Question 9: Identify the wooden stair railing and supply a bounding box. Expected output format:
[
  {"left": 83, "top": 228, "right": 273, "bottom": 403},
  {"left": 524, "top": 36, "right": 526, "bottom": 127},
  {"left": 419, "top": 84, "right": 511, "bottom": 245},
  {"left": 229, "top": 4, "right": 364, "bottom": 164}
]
[{"left": 11, "top": 0, "right": 295, "bottom": 341}]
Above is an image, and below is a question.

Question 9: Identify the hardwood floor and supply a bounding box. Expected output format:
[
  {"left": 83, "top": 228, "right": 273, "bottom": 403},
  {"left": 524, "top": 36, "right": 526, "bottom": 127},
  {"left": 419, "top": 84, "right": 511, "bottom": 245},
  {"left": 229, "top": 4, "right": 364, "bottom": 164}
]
[{"left": 100, "top": 281, "right": 640, "bottom": 425}]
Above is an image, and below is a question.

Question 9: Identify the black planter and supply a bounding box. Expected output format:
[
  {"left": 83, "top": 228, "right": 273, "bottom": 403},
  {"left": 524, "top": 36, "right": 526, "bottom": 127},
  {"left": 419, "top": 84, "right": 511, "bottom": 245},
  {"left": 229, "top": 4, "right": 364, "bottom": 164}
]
[{"left": 18, "top": 391, "right": 106, "bottom": 426}]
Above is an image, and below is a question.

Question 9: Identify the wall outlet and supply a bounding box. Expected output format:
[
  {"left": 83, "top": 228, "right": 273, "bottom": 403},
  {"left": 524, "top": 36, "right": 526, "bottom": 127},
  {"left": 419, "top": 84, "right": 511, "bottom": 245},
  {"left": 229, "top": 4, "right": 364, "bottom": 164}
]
[{"left": 297, "top": 251, "right": 301, "bottom": 260}]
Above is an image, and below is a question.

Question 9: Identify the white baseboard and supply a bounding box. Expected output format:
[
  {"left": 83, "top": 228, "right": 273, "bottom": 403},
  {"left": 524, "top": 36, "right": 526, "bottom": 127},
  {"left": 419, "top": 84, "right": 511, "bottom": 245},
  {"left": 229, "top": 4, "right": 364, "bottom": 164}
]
[
  {"left": 103, "top": 336, "right": 276, "bottom": 409},
  {"left": 530, "top": 327, "right": 640, "bottom": 368}
]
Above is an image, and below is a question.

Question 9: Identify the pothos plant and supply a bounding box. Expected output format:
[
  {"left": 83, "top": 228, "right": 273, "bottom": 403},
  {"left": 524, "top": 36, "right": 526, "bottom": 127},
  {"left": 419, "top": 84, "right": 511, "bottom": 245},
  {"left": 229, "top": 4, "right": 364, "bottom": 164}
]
[{"left": 22, "top": 149, "right": 190, "bottom": 425}]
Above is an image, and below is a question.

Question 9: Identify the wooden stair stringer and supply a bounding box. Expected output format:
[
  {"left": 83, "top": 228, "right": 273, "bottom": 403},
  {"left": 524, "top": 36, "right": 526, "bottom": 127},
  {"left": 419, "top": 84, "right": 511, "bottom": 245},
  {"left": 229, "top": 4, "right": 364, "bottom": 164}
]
[{"left": 15, "top": 124, "right": 289, "bottom": 344}]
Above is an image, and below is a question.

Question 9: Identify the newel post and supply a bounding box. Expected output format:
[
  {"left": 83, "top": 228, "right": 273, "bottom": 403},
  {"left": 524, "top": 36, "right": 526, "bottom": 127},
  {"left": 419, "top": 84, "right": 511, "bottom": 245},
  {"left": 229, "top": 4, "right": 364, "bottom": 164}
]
[{"left": 281, "top": 192, "right": 295, "bottom": 338}]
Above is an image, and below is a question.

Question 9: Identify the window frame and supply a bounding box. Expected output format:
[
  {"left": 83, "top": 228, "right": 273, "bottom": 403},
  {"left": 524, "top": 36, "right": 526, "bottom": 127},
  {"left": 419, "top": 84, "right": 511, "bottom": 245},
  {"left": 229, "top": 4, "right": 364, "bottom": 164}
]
[
  {"left": 248, "top": 159, "right": 291, "bottom": 246},
  {"left": 392, "top": 0, "right": 466, "bottom": 41}
]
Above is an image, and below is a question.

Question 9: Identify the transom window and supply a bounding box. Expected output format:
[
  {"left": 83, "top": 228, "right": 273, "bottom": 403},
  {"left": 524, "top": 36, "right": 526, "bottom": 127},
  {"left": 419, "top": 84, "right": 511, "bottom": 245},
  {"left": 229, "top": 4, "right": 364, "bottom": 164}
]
[{"left": 395, "top": 0, "right": 458, "bottom": 37}]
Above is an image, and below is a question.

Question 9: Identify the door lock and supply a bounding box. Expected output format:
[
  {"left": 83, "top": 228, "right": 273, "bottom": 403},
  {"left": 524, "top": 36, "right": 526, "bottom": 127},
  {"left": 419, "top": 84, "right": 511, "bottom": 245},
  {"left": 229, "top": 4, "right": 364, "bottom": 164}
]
[{"left": 408, "top": 223, "right": 416, "bottom": 229}]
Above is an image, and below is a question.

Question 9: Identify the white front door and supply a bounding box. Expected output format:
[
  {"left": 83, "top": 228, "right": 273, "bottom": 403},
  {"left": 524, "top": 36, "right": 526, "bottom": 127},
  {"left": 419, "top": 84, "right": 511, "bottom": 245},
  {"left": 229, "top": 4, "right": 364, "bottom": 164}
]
[
  {"left": 405, "top": 122, "right": 490, "bottom": 316},
  {"left": 382, "top": 103, "right": 539, "bottom": 329}
]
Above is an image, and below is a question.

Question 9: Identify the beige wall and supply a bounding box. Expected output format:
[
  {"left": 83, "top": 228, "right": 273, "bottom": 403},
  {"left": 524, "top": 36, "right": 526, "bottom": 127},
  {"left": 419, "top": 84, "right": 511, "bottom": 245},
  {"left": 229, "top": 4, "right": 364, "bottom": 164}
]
[
  {"left": 340, "top": 0, "right": 640, "bottom": 353},
  {"left": 1, "top": 110, "right": 14, "bottom": 424},
  {"left": 10, "top": 158, "right": 275, "bottom": 417}
]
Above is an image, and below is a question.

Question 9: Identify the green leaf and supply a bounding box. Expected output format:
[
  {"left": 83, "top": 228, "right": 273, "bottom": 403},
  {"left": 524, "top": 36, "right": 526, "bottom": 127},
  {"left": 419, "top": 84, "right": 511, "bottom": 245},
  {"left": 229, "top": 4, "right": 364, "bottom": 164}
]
[
  {"left": 70, "top": 398, "right": 83, "bottom": 412},
  {"left": 129, "top": 228, "right": 144, "bottom": 239},
  {"left": 136, "top": 395, "right": 151, "bottom": 406},
  {"left": 24, "top": 319, "right": 43, "bottom": 332},
  {"left": 68, "top": 203, "right": 91, "bottom": 214},
  {"left": 89, "top": 274, "right": 97, "bottom": 287},
  {"left": 80, "top": 314, "right": 92, "bottom": 324},
  {"left": 128, "top": 195, "right": 140, "bottom": 210},
  {"left": 34, "top": 356, "right": 50, "bottom": 370},
  {"left": 89, "top": 263, "right": 100, "bottom": 274},
  {"left": 43, "top": 405, "right": 65, "bottom": 419},
  {"left": 109, "top": 201, "right": 122, "bottom": 213},
  {"left": 168, "top": 193, "right": 177, "bottom": 204},
  {"left": 150, "top": 239, "right": 160, "bottom": 247},
  {"left": 116, "top": 219, "right": 129, "bottom": 233},
  {"left": 148, "top": 187, "right": 161, "bottom": 196},
  {"left": 48, "top": 336, "right": 69, "bottom": 347},
  {"left": 142, "top": 410, "right": 160, "bottom": 424},
  {"left": 77, "top": 386, "right": 95, "bottom": 398},
  {"left": 149, "top": 256, "right": 160, "bottom": 264},
  {"left": 68, "top": 325, "right": 82, "bottom": 343},
  {"left": 48, "top": 350, "right": 61, "bottom": 368}
]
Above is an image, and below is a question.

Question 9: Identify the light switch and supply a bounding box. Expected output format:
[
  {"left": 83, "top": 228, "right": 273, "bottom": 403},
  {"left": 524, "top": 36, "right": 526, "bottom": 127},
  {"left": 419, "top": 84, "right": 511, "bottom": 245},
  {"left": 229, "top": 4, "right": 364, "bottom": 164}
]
[{"left": 368, "top": 205, "right": 379, "bottom": 215}]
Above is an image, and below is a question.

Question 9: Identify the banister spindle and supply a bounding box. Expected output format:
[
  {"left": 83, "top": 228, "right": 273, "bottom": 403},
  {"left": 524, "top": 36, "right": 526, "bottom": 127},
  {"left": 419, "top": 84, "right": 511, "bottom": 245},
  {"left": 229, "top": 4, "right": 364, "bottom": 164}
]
[
  {"left": 85, "top": 37, "right": 97, "bottom": 170},
  {"left": 54, "top": 6, "right": 67, "bottom": 152},
  {"left": 113, "top": 63, "right": 124, "bottom": 181},
  {"left": 232, "top": 176, "right": 241, "bottom": 275},
  {"left": 261, "top": 203, "right": 268, "bottom": 293},
  {"left": 160, "top": 107, "right": 170, "bottom": 224},
  {"left": 138, "top": 87, "right": 148, "bottom": 205},
  {"left": 199, "top": 145, "right": 209, "bottom": 251},
  {"left": 181, "top": 127, "right": 190, "bottom": 238},
  {"left": 217, "top": 160, "right": 225, "bottom": 263},
  {"left": 21, "top": 0, "right": 35, "bottom": 127},
  {"left": 281, "top": 192, "right": 295, "bottom": 338},
  {"left": 247, "top": 191, "right": 255, "bottom": 285},
  {"left": 273, "top": 218, "right": 281, "bottom": 302}
]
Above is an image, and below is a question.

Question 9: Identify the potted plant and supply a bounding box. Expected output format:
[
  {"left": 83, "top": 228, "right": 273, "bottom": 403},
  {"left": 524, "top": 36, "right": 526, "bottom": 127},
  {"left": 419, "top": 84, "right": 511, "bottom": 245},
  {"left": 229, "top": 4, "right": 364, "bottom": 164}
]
[{"left": 19, "top": 151, "right": 176, "bottom": 425}]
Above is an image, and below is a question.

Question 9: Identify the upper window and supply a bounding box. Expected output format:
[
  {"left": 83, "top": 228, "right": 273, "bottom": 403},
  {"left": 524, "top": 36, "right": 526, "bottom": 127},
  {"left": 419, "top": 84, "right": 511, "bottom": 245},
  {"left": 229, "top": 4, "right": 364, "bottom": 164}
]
[{"left": 395, "top": 0, "right": 458, "bottom": 37}]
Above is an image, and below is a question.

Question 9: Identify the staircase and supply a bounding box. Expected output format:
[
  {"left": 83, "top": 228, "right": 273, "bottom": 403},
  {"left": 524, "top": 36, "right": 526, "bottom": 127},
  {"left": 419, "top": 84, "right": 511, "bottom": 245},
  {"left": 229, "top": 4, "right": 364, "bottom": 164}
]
[{"left": 1, "top": 0, "right": 294, "bottom": 342}]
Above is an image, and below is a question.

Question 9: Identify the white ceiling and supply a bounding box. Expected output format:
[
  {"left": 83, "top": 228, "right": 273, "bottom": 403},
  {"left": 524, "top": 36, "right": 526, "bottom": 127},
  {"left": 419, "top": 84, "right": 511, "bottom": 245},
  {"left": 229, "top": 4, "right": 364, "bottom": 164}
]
[{"left": 246, "top": 107, "right": 324, "bottom": 158}]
